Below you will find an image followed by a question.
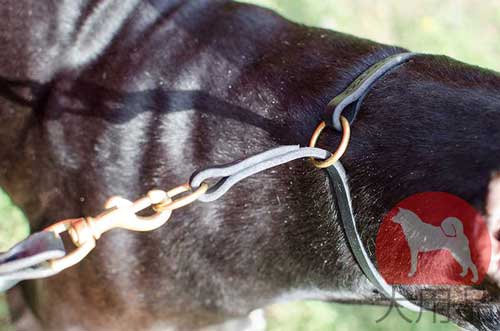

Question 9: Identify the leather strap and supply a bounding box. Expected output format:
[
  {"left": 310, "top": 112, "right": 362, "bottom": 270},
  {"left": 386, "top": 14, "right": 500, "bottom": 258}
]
[
  {"left": 0, "top": 231, "right": 65, "bottom": 291},
  {"left": 329, "top": 52, "right": 417, "bottom": 130},
  {"left": 326, "top": 162, "right": 421, "bottom": 311},
  {"left": 191, "top": 145, "right": 330, "bottom": 202}
]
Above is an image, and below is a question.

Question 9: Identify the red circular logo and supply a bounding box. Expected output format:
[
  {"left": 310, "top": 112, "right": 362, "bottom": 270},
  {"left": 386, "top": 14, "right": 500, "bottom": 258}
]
[{"left": 376, "top": 192, "right": 491, "bottom": 285}]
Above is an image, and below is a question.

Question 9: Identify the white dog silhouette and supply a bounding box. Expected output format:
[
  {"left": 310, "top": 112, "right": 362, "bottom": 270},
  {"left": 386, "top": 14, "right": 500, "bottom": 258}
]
[{"left": 392, "top": 208, "right": 478, "bottom": 282}]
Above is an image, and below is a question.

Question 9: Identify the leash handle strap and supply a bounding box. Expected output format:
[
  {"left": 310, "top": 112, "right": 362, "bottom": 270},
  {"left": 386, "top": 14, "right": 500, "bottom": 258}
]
[
  {"left": 326, "top": 162, "right": 422, "bottom": 312},
  {"left": 0, "top": 231, "right": 65, "bottom": 291},
  {"left": 190, "top": 145, "right": 329, "bottom": 202}
]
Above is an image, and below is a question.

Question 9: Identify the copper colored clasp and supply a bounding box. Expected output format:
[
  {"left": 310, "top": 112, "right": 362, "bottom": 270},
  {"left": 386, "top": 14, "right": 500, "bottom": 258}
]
[{"left": 44, "top": 190, "right": 172, "bottom": 272}]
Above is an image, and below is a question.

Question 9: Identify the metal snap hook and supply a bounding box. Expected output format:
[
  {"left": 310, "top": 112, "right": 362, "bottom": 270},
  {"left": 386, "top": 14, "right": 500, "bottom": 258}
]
[{"left": 44, "top": 189, "right": 173, "bottom": 272}]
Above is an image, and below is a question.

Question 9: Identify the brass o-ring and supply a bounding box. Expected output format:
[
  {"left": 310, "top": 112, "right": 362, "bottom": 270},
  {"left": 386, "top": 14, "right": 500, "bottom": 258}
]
[{"left": 308, "top": 116, "right": 351, "bottom": 168}]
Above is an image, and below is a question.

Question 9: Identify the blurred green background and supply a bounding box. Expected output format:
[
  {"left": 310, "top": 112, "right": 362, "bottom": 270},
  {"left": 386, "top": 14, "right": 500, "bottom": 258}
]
[{"left": 1, "top": 0, "right": 500, "bottom": 330}]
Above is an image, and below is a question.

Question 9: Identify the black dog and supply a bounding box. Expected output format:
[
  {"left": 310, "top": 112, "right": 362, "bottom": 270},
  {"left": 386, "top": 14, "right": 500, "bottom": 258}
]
[{"left": 1, "top": 1, "right": 500, "bottom": 330}]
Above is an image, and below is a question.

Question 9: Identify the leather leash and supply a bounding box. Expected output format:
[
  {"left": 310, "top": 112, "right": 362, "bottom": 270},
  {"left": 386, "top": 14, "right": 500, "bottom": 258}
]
[{"left": 0, "top": 52, "right": 420, "bottom": 313}]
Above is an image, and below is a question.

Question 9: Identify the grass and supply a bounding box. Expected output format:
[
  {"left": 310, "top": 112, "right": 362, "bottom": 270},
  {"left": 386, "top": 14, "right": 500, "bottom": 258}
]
[
  {"left": 2, "top": 0, "right": 500, "bottom": 330},
  {"left": 0, "top": 192, "right": 29, "bottom": 252},
  {"left": 0, "top": 191, "right": 28, "bottom": 330},
  {"left": 265, "top": 301, "right": 459, "bottom": 331}
]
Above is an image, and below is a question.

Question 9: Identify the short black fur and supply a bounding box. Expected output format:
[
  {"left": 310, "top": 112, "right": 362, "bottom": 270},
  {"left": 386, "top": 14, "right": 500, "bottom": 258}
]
[{"left": 0, "top": 1, "right": 499, "bottom": 330}]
